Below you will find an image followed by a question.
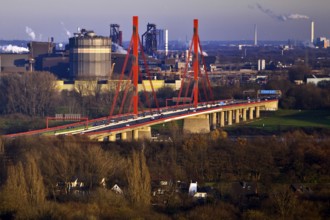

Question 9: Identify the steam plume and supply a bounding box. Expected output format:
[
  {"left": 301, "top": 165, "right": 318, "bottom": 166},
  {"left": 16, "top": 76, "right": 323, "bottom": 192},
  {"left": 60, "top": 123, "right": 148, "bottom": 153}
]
[
  {"left": 256, "top": 3, "right": 309, "bottom": 21},
  {"left": 288, "top": 14, "right": 309, "bottom": 20},
  {"left": 0, "top": 44, "right": 29, "bottom": 53},
  {"left": 25, "top": 26, "right": 36, "bottom": 40},
  {"left": 112, "top": 43, "right": 127, "bottom": 54},
  {"left": 61, "top": 22, "right": 72, "bottom": 38}
]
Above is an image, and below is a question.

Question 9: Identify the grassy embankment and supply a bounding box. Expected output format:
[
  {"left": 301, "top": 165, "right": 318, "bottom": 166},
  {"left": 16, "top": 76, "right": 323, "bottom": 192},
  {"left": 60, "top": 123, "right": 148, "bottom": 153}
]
[
  {"left": 228, "top": 109, "right": 330, "bottom": 134},
  {"left": 153, "top": 109, "right": 330, "bottom": 135}
]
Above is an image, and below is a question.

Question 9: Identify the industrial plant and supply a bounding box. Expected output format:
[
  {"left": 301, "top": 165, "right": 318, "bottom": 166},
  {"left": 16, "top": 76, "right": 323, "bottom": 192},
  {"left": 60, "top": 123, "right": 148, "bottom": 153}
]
[
  {"left": 0, "top": 20, "right": 329, "bottom": 91},
  {"left": 0, "top": 23, "right": 174, "bottom": 82}
]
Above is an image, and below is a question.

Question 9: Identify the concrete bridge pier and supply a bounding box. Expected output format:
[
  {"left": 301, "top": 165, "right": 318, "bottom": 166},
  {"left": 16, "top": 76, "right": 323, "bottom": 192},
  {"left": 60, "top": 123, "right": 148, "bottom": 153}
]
[
  {"left": 210, "top": 113, "right": 217, "bottom": 130},
  {"left": 220, "top": 111, "right": 225, "bottom": 127},
  {"left": 133, "top": 130, "right": 139, "bottom": 140},
  {"left": 228, "top": 110, "right": 233, "bottom": 126},
  {"left": 249, "top": 107, "right": 254, "bottom": 120},
  {"left": 121, "top": 132, "right": 127, "bottom": 140},
  {"left": 138, "top": 127, "right": 152, "bottom": 140},
  {"left": 235, "top": 109, "right": 240, "bottom": 124},
  {"left": 183, "top": 115, "right": 210, "bottom": 133},
  {"left": 256, "top": 106, "right": 260, "bottom": 118},
  {"left": 242, "top": 108, "right": 247, "bottom": 122},
  {"left": 109, "top": 134, "right": 116, "bottom": 142}
]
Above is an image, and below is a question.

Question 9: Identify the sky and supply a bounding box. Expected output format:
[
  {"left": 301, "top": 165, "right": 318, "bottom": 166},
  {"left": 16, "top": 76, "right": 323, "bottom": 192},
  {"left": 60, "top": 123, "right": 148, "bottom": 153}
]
[{"left": 0, "top": 0, "right": 329, "bottom": 43}]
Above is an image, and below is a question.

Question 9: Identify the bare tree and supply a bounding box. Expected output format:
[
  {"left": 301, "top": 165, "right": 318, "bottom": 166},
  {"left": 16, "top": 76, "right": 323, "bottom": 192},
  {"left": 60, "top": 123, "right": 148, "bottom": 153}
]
[
  {"left": 24, "top": 153, "right": 46, "bottom": 207},
  {"left": 0, "top": 72, "right": 58, "bottom": 116},
  {"left": 0, "top": 162, "right": 29, "bottom": 217},
  {"left": 126, "top": 150, "right": 151, "bottom": 207},
  {"left": 82, "top": 145, "right": 125, "bottom": 189},
  {"left": 270, "top": 185, "right": 296, "bottom": 220}
]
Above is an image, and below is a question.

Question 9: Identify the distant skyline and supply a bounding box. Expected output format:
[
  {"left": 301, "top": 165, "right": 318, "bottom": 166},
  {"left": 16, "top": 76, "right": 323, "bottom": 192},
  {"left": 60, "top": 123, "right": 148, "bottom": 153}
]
[{"left": 0, "top": 0, "right": 329, "bottom": 43}]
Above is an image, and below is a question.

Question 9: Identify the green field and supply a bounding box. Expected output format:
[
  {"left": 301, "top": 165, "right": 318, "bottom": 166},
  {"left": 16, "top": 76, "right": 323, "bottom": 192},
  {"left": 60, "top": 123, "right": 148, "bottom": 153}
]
[
  {"left": 238, "top": 109, "right": 330, "bottom": 131},
  {"left": 151, "top": 110, "right": 330, "bottom": 134}
]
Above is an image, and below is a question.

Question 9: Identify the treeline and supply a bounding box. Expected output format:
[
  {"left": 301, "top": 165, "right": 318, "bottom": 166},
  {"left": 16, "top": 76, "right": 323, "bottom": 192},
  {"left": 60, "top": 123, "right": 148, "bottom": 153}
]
[
  {"left": 0, "top": 130, "right": 329, "bottom": 219},
  {"left": 0, "top": 72, "right": 57, "bottom": 117},
  {"left": 1, "top": 69, "right": 330, "bottom": 118},
  {"left": 0, "top": 72, "right": 116, "bottom": 118},
  {"left": 266, "top": 65, "right": 330, "bottom": 109},
  {"left": 211, "top": 66, "right": 330, "bottom": 110}
]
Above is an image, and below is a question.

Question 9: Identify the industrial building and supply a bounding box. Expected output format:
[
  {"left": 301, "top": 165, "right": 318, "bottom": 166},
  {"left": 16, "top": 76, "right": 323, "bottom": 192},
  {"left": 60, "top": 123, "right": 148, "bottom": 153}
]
[
  {"left": 258, "top": 59, "right": 266, "bottom": 71},
  {"left": 142, "top": 23, "right": 158, "bottom": 55},
  {"left": 315, "top": 37, "right": 329, "bottom": 49},
  {"left": 0, "top": 53, "right": 29, "bottom": 72},
  {"left": 0, "top": 29, "right": 114, "bottom": 80},
  {"left": 0, "top": 40, "right": 56, "bottom": 73},
  {"left": 110, "top": 24, "right": 123, "bottom": 46},
  {"left": 69, "top": 29, "right": 112, "bottom": 80}
]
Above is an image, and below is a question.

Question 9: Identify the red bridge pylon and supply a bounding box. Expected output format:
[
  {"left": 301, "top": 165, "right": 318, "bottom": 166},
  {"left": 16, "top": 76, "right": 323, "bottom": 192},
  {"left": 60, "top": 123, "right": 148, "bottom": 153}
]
[
  {"left": 177, "top": 19, "right": 214, "bottom": 108},
  {"left": 109, "top": 16, "right": 160, "bottom": 118}
]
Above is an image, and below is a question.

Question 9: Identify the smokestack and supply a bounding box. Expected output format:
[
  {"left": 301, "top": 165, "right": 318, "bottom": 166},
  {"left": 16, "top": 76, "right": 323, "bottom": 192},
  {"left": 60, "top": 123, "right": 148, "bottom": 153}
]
[
  {"left": 165, "top": 29, "right": 168, "bottom": 56},
  {"left": 254, "top": 24, "right": 258, "bottom": 46},
  {"left": 119, "top": 31, "right": 123, "bottom": 46},
  {"left": 311, "top": 21, "right": 314, "bottom": 43}
]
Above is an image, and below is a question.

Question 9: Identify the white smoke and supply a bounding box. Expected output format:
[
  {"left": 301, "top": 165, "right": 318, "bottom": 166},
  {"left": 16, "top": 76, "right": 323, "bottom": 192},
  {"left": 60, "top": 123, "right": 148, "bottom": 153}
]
[
  {"left": 197, "top": 47, "right": 208, "bottom": 56},
  {"left": 61, "top": 22, "right": 72, "bottom": 38},
  {"left": 287, "top": 14, "right": 309, "bottom": 20},
  {"left": 112, "top": 43, "right": 127, "bottom": 54},
  {"left": 256, "top": 3, "right": 309, "bottom": 22},
  {"left": 0, "top": 44, "right": 29, "bottom": 53},
  {"left": 65, "top": 30, "right": 71, "bottom": 37},
  {"left": 25, "top": 26, "right": 36, "bottom": 40},
  {"left": 187, "top": 40, "right": 208, "bottom": 56},
  {"left": 202, "top": 51, "right": 208, "bottom": 57}
]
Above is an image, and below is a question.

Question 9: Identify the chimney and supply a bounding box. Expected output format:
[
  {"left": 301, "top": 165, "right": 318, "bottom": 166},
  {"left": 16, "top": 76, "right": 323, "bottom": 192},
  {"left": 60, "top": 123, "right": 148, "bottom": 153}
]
[
  {"left": 165, "top": 29, "right": 169, "bottom": 56},
  {"left": 311, "top": 21, "right": 314, "bottom": 43},
  {"left": 254, "top": 24, "right": 258, "bottom": 46}
]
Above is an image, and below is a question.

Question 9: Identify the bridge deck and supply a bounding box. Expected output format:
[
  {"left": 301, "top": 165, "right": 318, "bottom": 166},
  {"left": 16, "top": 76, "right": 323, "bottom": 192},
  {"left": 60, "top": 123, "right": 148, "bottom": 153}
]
[{"left": 4, "top": 98, "right": 278, "bottom": 140}]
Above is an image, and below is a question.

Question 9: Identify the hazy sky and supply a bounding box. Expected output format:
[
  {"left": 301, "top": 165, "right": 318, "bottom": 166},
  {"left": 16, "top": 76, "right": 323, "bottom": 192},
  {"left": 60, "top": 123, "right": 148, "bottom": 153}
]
[{"left": 0, "top": 0, "right": 329, "bottom": 42}]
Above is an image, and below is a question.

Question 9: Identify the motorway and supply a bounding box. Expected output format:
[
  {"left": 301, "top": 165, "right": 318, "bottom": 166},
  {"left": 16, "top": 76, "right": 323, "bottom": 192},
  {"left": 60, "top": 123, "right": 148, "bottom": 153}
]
[
  {"left": 5, "top": 98, "right": 275, "bottom": 139},
  {"left": 55, "top": 98, "right": 265, "bottom": 136}
]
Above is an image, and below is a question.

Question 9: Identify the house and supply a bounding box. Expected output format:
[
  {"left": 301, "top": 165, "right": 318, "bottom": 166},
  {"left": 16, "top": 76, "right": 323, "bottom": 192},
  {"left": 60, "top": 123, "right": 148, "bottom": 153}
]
[
  {"left": 290, "top": 183, "right": 313, "bottom": 195},
  {"left": 194, "top": 192, "right": 207, "bottom": 199},
  {"left": 151, "top": 180, "right": 174, "bottom": 196},
  {"left": 111, "top": 184, "right": 123, "bottom": 194},
  {"left": 55, "top": 178, "right": 86, "bottom": 195},
  {"left": 188, "top": 181, "right": 208, "bottom": 201},
  {"left": 67, "top": 178, "right": 85, "bottom": 194},
  {"left": 189, "top": 182, "right": 198, "bottom": 196}
]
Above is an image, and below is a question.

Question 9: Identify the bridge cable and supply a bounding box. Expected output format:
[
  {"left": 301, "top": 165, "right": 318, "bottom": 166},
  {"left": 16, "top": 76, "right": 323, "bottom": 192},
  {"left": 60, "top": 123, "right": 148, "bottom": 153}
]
[{"left": 109, "top": 38, "right": 133, "bottom": 117}]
